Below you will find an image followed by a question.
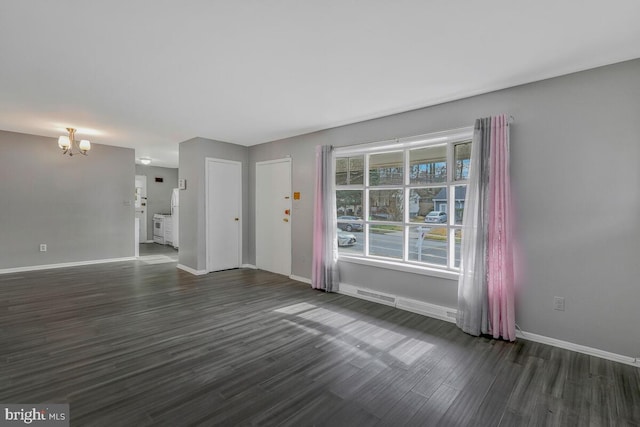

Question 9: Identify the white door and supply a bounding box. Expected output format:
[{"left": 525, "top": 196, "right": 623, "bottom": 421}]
[
  {"left": 206, "top": 158, "right": 242, "bottom": 272},
  {"left": 135, "top": 175, "right": 147, "bottom": 242},
  {"left": 256, "top": 158, "right": 291, "bottom": 276}
]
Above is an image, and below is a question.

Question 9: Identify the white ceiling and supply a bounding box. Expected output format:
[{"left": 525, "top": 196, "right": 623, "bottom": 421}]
[{"left": 1, "top": 1, "right": 639, "bottom": 168}]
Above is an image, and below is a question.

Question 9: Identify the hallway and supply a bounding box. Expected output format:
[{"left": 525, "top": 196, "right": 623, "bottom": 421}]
[{"left": 138, "top": 242, "right": 178, "bottom": 265}]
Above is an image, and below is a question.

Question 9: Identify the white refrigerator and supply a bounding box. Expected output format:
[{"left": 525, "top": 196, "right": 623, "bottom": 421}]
[{"left": 171, "top": 188, "right": 179, "bottom": 248}]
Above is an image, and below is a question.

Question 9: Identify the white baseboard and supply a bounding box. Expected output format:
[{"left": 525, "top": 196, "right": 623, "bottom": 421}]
[
  {"left": 0, "top": 257, "right": 137, "bottom": 275},
  {"left": 337, "top": 282, "right": 639, "bottom": 368},
  {"left": 338, "top": 282, "right": 457, "bottom": 321},
  {"left": 338, "top": 283, "right": 397, "bottom": 307},
  {"left": 396, "top": 297, "right": 458, "bottom": 323},
  {"left": 289, "top": 274, "right": 312, "bottom": 285},
  {"left": 241, "top": 264, "right": 258, "bottom": 269},
  {"left": 515, "top": 330, "right": 639, "bottom": 368},
  {"left": 176, "top": 264, "right": 207, "bottom": 275}
]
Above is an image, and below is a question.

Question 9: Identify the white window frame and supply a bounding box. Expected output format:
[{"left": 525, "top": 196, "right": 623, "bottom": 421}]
[{"left": 334, "top": 127, "right": 473, "bottom": 279}]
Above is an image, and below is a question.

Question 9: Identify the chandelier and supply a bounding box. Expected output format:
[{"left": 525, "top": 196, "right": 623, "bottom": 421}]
[{"left": 58, "top": 128, "right": 91, "bottom": 156}]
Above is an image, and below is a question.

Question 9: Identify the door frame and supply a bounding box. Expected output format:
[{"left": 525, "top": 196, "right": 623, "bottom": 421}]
[
  {"left": 255, "top": 157, "right": 292, "bottom": 276},
  {"left": 135, "top": 174, "right": 148, "bottom": 243},
  {"left": 205, "top": 157, "right": 242, "bottom": 273}
]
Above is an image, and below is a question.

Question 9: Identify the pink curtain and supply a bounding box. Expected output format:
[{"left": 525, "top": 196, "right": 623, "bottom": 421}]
[
  {"left": 311, "top": 145, "right": 338, "bottom": 291},
  {"left": 487, "top": 115, "right": 515, "bottom": 340},
  {"left": 457, "top": 114, "right": 515, "bottom": 341}
]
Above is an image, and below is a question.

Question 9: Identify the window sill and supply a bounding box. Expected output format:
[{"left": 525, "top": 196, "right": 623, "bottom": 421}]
[{"left": 338, "top": 255, "right": 459, "bottom": 281}]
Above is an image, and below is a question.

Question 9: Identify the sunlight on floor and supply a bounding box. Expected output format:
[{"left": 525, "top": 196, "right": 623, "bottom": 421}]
[
  {"left": 274, "top": 302, "right": 317, "bottom": 314},
  {"left": 298, "top": 307, "right": 355, "bottom": 329},
  {"left": 389, "top": 338, "right": 434, "bottom": 365},
  {"left": 274, "top": 303, "right": 436, "bottom": 366}
]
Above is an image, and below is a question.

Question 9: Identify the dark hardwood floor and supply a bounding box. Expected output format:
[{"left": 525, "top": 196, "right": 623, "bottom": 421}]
[{"left": 1, "top": 250, "right": 638, "bottom": 426}]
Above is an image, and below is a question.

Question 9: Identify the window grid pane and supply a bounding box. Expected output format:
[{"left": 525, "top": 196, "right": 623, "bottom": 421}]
[
  {"left": 369, "top": 152, "right": 404, "bottom": 186},
  {"left": 336, "top": 190, "right": 363, "bottom": 219},
  {"left": 336, "top": 156, "right": 365, "bottom": 185},
  {"left": 369, "top": 189, "right": 403, "bottom": 222},
  {"left": 454, "top": 143, "right": 471, "bottom": 181},
  {"left": 409, "top": 145, "right": 447, "bottom": 184},
  {"left": 454, "top": 185, "right": 467, "bottom": 225},
  {"left": 409, "top": 225, "right": 447, "bottom": 266},
  {"left": 369, "top": 224, "right": 403, "bottom": 259}
]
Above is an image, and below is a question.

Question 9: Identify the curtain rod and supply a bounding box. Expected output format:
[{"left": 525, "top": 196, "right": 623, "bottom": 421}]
[
  {"left": 333, "top": 115, "right": 514, "bottom": 154},
  {"left": 333, "top": 126, "right": 474, "bottom": 154}
]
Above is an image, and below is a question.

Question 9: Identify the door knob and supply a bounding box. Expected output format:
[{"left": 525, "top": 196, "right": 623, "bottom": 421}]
[
  {"left": 234, "top": 218, "right": 239, "bottom": 221},
  {"left": 284, "top": 209, "right": 290, "bottom": 215},
  {"left": 283, "top": 218, "right": 289, "bottom": 222}
]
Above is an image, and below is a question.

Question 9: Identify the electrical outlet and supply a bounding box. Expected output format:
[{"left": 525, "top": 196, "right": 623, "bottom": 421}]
[
  {"left": 39, "top": 244, "right": 47, "bottom": 252},
  {"left": 553, "top": 296, "right": 565, "bottom": 311}
]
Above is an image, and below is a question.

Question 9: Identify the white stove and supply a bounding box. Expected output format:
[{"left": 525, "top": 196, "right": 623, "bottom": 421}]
[{"left": 153, "top": 214, "right": 172, "bottom": 244}]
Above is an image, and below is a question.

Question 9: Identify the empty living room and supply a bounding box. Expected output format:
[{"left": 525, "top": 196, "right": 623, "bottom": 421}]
[{"left": 1, "top": 1, "right": 639, "bottom": 426}]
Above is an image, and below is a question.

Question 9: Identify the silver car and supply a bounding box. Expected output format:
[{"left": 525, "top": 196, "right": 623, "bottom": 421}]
[
  {"left": 424, "top": 211, "right": 447, "bottom": 223},
  {"left": 337, "top": 230, "right": 357, "bottom": 247},
  {"left": 337, "top": 216, "right": 363, "bottom": 232}
]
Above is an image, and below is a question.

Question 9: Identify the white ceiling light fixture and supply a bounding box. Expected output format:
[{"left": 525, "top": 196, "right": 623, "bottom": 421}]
[
  {"left": 58, "top": 127, "right": 91, "bottom": 156},
  {"left": 140, "top": 158, "right": 151, "bottom": 165}
]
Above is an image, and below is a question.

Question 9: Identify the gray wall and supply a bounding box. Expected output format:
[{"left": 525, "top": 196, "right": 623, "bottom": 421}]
[
  {"left": 135, "top": 164, "right": 178, "bottom": 240},
  {"left": 248, "top": 59, "right": 640, "bottom": 357},
  {"left": 178, "top": 137, "right": 249, "bottom": 271},
  {"left": 0, "top": 130, "right": 135, "bottom": 269}
]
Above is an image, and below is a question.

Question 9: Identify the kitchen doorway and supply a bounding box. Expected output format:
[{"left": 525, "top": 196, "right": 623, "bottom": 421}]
[{"left": 135, "top": 175, "right": 148, "bottom": 243}]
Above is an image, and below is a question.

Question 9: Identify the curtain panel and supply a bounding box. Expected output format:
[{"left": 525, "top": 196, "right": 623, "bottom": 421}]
[
  {"left": 311, "top": 145, "right": 339, "bottom": 291},
  {"left": 457, "top": 114, "right": 515, "bottom": 341}
]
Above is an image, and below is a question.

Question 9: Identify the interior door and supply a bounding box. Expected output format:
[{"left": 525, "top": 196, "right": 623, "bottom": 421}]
[
  {"left": 206, "top": 158, "right": 242, "bottom": 272},
  {"left": 256, "top": 158, "right": 291, "bottom": 276},
  {"left": 135, "top": 175, "right": 147, "bottom": 242}
]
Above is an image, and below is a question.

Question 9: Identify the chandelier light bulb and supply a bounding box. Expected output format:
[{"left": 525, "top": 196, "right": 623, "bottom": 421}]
[
  {"left": 58, "top": 135, "right": 71, "bottom": 149},
  {"left": 79, "top": 139, "right": 91, "bottom": 151}
]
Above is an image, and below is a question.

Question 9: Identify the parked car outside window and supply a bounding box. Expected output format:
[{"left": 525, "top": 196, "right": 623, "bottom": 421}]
[
  {"left": 424, "top": 211, "right": 447, "bottom": 223},
  {"left": 337, "top": 215, "right": 363, "bottom": 232},
  {"left": 337, "top": 230, "right": 357, "bottom": 247}
]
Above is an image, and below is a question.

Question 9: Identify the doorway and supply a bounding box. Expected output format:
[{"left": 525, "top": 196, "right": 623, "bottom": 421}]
[
  {"left": 206, "top": 158, "right": 242, "bottom": 272},
  {"left": 256, "top": 158, "right": 291, "bottom": 276},
  {"left": 135, "top": 175, "right": 148, "bottom": 243}
]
